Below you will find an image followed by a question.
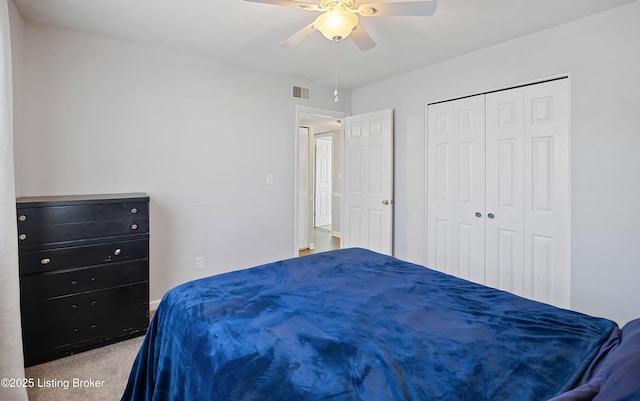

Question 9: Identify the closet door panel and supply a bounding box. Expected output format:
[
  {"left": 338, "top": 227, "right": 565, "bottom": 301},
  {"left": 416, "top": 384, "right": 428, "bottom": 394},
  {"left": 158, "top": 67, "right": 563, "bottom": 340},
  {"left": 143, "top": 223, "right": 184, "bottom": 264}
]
[
  {"left": 427, "top": 95, "right": 485, "bottom": 283},
  {"left": 427, "top": 102, "right": 454, "bottom": 274},
  {"left": 523, "top": 79, "right": 570, "bottom": 308},
  {"left": 453, "top": 96, "right": 486, "bottom": 284},
  {"left": 485, "top": 88, "right": 525, "bottom": 296}
]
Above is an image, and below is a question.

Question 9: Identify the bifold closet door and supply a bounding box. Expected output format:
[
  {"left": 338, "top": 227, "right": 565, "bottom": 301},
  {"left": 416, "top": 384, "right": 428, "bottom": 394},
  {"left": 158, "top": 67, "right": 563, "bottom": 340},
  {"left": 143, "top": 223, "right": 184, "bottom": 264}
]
[
  {"left": 484, "top": 80, "right": 570, "bottom": 307},
  {"left": 426, "top": 95, "right": 485, "bottom": 284},
  {"left": 427, "top": 78, "right": 570, "bottom": 308},
  {"left": 485, "top": 79, "right": 570, "bottom": 307}
]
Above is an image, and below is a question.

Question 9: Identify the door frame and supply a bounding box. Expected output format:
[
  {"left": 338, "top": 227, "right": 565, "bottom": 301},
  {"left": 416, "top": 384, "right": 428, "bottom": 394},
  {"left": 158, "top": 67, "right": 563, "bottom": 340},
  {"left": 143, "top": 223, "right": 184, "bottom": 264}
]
[{"left": 293, "top": 105, "right": 348, "bottom": 256}]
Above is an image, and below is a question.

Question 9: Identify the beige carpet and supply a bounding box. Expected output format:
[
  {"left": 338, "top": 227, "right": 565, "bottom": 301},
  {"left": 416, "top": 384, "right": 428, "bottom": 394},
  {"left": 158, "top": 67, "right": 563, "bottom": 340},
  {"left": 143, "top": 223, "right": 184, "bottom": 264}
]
[{"left": 24, "top": 336, "right": 144, "bottom": 401}]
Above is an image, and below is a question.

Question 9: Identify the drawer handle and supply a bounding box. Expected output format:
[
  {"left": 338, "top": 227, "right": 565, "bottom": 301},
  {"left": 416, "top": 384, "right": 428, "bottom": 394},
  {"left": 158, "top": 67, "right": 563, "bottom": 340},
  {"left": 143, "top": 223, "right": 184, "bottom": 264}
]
[
  {"left": 131, "top": 224, "right": 138, "bottom": 230},
  {"left": 91, "top": 300, "right": 97, "bottom": 306},
  {"left": 18, "top": 215, "right": 27, "bottom": 222},
  {"left": 19, "top": 233, "right": 27, "bottom": 241},
  {"left": 71, "top": 280, "right": 78, "bottom": 285},
  {"left": 90, "top": 324, "right": 97, "bottom": 329},
  {"left": 131, "top": 207, "right": 138, "bottom": 214},
  {"left": 114, "top": 248, "right": 122, "bottom": 256},
  {"left": 73, "top": 328, "right": 79, "bottom": 333},
  {"left": 40, "top": 258, "right": 51, "bottom": 265},
  {"left": 71, "top": 304, "right": 78, "bottom": 310}
]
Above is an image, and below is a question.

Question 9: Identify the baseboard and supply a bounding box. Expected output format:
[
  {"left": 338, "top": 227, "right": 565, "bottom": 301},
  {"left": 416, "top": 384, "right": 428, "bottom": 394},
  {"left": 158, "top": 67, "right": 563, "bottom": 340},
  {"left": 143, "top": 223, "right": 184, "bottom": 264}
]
[{"left": 150, "top": 299, "right": 161, "bottom": 312}]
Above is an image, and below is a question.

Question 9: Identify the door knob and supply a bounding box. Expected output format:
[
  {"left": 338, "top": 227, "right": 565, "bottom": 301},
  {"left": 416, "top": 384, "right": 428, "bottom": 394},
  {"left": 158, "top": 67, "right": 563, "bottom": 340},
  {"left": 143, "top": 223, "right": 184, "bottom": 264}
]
[
  {"left": 382, "top": 200, "right": 390, "bottom": 205},
  {"left": 487, "top": 213, "right": 495, "bottom": 219},
  {"left": 475, "top": 212, "right": 482, "bottom": 218}
]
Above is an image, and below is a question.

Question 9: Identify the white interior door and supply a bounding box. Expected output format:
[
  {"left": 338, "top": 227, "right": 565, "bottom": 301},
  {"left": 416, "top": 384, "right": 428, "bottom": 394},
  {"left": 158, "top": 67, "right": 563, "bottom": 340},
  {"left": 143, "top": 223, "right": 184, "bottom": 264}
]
[
  {"left": 342, "top": 109, "right": 393, "bottom": 255},
  {"left": 314, "top": 136, "right": 332, "bottom": 228},
  {"left": 426, "top": 96, "right": 486, "bottom": 283}
]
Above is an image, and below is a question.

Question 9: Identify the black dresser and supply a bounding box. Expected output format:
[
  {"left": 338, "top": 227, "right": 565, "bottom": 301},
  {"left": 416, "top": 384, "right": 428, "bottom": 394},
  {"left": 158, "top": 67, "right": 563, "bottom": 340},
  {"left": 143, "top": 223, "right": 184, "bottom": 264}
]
[{"left": 16, "top": 193, "right": 150, "bottom": 366}]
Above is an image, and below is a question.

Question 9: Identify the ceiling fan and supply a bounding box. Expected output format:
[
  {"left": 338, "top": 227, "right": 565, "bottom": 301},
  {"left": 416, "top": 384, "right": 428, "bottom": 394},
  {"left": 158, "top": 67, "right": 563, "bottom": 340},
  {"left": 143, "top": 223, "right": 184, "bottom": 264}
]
[{"left": 244, "top": 0, "right": 437, "bottom": 51}]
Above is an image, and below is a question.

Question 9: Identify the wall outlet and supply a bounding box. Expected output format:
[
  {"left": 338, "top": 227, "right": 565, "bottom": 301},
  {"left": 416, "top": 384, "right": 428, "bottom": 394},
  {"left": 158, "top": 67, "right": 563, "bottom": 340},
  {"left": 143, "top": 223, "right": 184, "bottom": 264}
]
[{"left": 195, "top": 257, "right": 204, "bottom": 270}]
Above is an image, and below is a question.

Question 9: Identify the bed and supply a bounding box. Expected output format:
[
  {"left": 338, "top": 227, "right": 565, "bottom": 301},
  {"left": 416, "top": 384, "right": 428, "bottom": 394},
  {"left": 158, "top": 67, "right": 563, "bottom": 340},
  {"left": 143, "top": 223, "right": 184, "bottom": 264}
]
[{"left": 121, "top": 248, "right": 640, "bottom": 400}]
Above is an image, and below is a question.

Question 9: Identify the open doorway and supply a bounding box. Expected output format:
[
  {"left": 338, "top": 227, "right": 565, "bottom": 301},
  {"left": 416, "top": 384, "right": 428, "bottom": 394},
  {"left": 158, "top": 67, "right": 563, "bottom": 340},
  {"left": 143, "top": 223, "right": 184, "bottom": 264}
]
[{"left": 295, "top": 107, "right": 347, "bottom": 256}]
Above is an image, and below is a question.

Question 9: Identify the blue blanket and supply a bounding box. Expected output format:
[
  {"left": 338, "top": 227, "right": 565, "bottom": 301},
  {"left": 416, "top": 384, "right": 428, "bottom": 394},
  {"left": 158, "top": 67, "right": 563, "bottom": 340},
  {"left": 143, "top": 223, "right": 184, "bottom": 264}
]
[{"left": 122, "top": 248, "right": 615, "bottom": 400}]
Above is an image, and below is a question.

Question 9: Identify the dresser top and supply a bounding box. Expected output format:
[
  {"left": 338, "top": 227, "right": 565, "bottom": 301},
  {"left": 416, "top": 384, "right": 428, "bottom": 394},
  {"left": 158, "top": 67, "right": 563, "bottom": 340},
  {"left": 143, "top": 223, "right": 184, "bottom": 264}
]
[{"left": 17, "top": 193, "right": 149, "bottom": 207}]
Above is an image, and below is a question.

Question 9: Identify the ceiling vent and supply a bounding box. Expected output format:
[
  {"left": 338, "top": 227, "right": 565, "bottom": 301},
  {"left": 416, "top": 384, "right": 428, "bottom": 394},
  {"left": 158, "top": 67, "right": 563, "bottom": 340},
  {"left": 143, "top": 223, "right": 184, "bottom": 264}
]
[{"left": 292, "top": 85, "right": 311, "bottom": 101}]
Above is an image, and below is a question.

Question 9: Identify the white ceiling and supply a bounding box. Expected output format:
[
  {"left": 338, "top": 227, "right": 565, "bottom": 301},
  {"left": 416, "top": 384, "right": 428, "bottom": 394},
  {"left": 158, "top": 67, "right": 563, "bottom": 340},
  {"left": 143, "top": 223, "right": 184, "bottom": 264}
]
[{"left": 12, "top": 0, "right": 636, "bottom": 89}]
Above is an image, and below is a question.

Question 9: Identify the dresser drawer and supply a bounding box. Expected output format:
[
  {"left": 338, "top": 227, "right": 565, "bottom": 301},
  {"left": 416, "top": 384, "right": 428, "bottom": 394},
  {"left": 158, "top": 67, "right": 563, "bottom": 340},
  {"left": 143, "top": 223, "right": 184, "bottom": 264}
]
[
  {"left": 20, "top": 260, "right": 148, "bottom": 301},
  {"left": 19, "top": 238, "right": 148, "bottom": 275},
  {"left": 17, "top": 217, "right": 148, "bottom": 247},
  {"left": 22, "top": 300, "right": 148, "bottom": 366},
  {"left": 17, "top": 201, "right": 148, "bottom": 226},
  {"left": 21, "top": 283, "right": 148, "bottom": 346}
]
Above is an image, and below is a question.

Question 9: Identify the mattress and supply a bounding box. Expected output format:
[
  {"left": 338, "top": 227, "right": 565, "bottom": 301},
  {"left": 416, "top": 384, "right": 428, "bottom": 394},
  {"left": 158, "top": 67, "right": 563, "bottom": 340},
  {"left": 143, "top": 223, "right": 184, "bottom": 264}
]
[{"left": 121, "top": 248, "right": 631, "bottom": 401}]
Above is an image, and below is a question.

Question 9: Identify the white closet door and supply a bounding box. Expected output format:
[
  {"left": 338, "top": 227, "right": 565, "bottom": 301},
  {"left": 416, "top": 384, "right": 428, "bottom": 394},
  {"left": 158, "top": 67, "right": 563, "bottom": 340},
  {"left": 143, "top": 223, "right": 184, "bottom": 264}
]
[
  {"left": 427, "top": 95, "right": 485, "bottom": 283},
  {"left": 523, "top": 79, "right": 570, "bottom": 308},
  {"left": 426, "top": 101, "right": 454, "bottom": 273},
  {"left": 485, "top": 87, "right": 525, "bottom": 296},
  {"left": 427, "top": 78, "right": 570, "bottom": 308}
]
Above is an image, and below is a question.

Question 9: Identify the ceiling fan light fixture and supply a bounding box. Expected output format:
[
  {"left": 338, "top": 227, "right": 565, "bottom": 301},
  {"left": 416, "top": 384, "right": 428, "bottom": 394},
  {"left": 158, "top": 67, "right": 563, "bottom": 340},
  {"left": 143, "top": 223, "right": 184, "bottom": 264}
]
[{"left": 315, "top": 7, "right": 359, "bottom": 41}]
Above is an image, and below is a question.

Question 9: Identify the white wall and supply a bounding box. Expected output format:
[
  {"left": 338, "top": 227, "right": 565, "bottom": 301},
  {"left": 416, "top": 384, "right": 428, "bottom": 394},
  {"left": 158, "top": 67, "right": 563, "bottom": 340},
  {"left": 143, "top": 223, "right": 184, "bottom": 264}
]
[
  {"left": 14, "top": 21, "right": 351, "bottom": 303},
  {"left": 352, "top": 2, "right": 640, "bottom": 325},
  {"left": 8, "top": 0, "right": 20, "bottom": 136}
]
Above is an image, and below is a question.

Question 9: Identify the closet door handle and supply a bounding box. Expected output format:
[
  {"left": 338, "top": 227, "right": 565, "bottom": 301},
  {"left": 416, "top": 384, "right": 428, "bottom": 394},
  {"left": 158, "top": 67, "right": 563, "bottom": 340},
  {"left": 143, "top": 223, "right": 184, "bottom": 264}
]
[
  {"left": 475, "top": 212, "right": 482, "bottom": 218},
  {"left": 487, "top": 213, "right": 495, "bottom": 219}
]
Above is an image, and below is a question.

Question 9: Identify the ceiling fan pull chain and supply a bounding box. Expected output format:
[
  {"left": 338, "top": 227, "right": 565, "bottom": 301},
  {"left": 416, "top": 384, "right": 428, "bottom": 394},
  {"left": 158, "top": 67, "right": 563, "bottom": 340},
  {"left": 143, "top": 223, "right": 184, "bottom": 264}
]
[{"left": 334, "top": 39, "right": 340, "bottom": 102}]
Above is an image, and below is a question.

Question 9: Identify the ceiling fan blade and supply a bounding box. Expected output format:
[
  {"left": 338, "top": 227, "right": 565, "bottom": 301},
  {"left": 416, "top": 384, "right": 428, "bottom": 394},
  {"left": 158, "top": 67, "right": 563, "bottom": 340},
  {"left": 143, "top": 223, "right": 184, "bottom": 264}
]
[
  {"left": 349, "top": 24, "right": 376, "bottom": 51},
  {"left": 358, "top": 1, "right": 437, "bottom": 17},
  {"left": 243, "top": 0, "right": 321, "bottom": 12},
  {"left": 280, "top": 22, "right": 317, "bottom": 47}
]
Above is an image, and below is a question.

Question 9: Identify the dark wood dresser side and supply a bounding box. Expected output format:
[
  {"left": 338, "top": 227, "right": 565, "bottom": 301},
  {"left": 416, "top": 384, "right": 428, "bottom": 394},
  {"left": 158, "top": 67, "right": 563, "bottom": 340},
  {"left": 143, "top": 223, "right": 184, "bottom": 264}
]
[{"left": 16, "top": 193, "right": 150, "bottom": 367}]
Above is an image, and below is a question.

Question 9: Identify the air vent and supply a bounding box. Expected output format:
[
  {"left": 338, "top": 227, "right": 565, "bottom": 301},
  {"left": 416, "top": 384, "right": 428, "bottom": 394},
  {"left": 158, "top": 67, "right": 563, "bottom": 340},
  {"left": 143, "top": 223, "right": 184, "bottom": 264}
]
[{"left": 292, "top": 85, "right": 311, "bottom": 101}]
